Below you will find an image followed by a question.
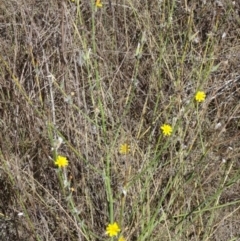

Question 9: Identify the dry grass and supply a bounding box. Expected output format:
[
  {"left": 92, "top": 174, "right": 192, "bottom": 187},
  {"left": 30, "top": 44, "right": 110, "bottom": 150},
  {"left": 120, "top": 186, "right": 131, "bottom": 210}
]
[{"left": 1, "top": 0, "right": 240, "bottom": 240}]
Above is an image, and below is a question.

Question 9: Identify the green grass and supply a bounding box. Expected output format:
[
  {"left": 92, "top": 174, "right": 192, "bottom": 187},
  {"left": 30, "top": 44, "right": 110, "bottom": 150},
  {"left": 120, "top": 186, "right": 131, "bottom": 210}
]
[{"left": 1, "top": 0, "right": 240, "bottom": 240}]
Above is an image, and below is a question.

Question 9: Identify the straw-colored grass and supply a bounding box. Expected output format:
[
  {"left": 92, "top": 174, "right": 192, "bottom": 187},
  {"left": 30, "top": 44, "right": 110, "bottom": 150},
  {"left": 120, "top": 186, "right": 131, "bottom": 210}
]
[{"left": 1, "top": 1, "right": 240, "bottom": 240}]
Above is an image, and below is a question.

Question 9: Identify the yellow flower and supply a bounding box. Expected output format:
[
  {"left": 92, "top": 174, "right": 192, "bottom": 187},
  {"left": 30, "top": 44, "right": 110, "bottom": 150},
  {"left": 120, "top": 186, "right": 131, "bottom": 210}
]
[
  {"left": 119, "top": 143, "right": 130, "bottom": 155},
  {"left": 160, "top": 124, "right": 172, "bottom": 136},
  {"left": 95, "top": 0, "right": 103, "bottom": 7},
  {"left": 119, "top": 236, "right": 126, "bottom": 241},
  {"left": 55, "top": 155, "right": 68, "bottom": 168},
  {"left": 195, "top": 91, "right": 206, "bottom": 102},
  {"left": 106, "top": 222, "right": 121, "bottom": 237}
]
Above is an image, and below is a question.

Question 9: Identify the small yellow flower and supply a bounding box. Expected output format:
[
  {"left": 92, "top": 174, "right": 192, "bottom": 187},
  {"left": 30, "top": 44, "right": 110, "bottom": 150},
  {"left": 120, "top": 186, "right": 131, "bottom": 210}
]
[
  {"left": 106, "top": 222, "right": 121, "bottom": 237},
  {"left": 195, "top": 91, "right": 206, "bottom": 102},
  {"left": 95, "top": 0, "right": 103, "bottom": 7},
  {"left": 119, "top": 236, "right": 126, "bottom": 241},
  {"left": 119, "top": 143, "right": 130, "bottom": 155},
  {"left": 55, "top": 155, "right": 69, "bottom": 168},
  {"left": 160, "top": 124, "right": 172, "bottom": 136}
]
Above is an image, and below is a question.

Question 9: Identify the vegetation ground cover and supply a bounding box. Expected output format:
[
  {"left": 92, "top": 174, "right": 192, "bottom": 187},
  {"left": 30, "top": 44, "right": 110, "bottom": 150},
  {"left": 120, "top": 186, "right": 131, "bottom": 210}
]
[{"left": 1, "top": 0, "right": 240, "bottom": 240}]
